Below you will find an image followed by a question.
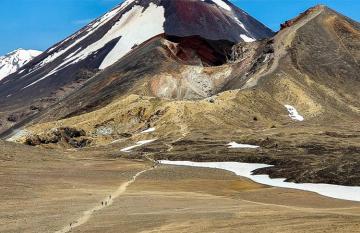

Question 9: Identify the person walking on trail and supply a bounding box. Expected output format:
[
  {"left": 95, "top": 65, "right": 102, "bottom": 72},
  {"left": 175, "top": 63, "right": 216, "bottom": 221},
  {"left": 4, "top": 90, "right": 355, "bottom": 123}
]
[{"left": 101, "top": 201, "right": 104, "bottom": 206}]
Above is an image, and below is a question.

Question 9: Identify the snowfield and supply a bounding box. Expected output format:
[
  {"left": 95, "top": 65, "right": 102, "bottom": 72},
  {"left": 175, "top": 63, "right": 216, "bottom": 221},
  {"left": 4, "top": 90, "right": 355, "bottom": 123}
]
[
  {"left": 159, "top": 161, "right": 360, "bottom": 202},
  {"left": 285, "top": 105, "right": 304, "bottom": 121},
  {"left": 141, "top": 128, "right": 156, "bottom": 134},
  {"left": 0, "top": 49, "right": 42, "bottom": 80},
  {"left": 121, "top": 139, "right": 157, "bottom": 152},
  {"left": 100, "top": 3, "right": 165, "bottom": 69},
  {"left": 6, "top": 129, "right": 31, "bottom": 142},
  {"left": 209, "top": 0, "right": 232, "bottom": 11},
  {"left": 240, "top": 34, "right": 256, "bottom": 42},
  {"left": 23, "top": 3, "right": 165, "bottom": 89},
  {"left": 227, "top": 142, "right": 259, "bottom": 149},
  {"left": 13, "top": 0, "right": 272, "bottom": 91},
  {"left": 201, "top": 0, "right": 257, "bottom": 43}
]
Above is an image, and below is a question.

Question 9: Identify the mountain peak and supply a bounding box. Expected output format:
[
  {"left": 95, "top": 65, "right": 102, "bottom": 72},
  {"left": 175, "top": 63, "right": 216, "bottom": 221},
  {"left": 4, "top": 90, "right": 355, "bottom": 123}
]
[
  {"left": 280, "top": 5, "right": 328, "bottom": 30},
  {"left": 0, "top": 49, "right": 42, "bottom": 81},
  {"left": 0, "top": 0, "right": 273, "bottom": 98}
]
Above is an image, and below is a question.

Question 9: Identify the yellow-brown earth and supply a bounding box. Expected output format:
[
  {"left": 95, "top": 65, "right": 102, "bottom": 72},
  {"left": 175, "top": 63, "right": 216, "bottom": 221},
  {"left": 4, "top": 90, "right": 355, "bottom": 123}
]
[{"left": 1, "top": 140, "right": 360, "bottom": 233}]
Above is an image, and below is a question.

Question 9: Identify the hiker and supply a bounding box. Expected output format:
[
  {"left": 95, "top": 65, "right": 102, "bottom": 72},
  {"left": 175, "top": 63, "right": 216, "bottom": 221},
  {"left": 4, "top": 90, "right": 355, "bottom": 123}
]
[
  {"left": 105, "top": 201, "right": 107, "bottom": 206},
  {"left": 109, "top": 195, "right": 111, "bottom": 199},
  {"left": 101, "top": 201, "right": 104, "bottom": 206}
]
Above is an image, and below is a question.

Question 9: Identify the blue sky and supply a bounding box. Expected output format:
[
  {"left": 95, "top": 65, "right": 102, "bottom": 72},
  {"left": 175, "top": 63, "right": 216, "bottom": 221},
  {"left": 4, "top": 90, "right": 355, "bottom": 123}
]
[{"left": 0, "top": 0, "right": 359, "bottom": 54}]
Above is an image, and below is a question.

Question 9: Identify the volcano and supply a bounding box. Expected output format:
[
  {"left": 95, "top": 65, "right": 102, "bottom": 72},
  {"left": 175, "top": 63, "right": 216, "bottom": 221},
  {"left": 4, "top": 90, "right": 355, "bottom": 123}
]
[
  {"left": 0, "top": 0, "right": 274, "bottom": 134},
  {"left": 0, "top": 0, "right": 273, "bottom": 100}
]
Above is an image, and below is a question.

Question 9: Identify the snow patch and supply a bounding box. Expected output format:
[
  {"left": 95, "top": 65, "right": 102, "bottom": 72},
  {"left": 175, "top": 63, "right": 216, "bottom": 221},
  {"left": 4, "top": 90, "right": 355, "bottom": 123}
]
[
  {"left": 159, "top": 161, "right": 360, "bottom": 202},
  {"left": 141, "top": 128, "right": 156, "bottom": 134},
  {"left": 210, "top": 0, "right": 231, "bottom": 11},
  {"left": 110, "top": 139, "right": 125, "bottom": 144},
  {"left": 0, "top": 49, "right": 42, "bottom": 80},
  {"left": 240, "top": 34, "right": 256, "bottom": 42},
  {"left": 233, "top": 17, "right": 256, "bottom": 42},
  {"left": 44, "top": 3, "right": 124, "bottom": 63},
  {"left": 227, "top": 142, "right": 259, "bottom": 149},
  {"left": 23, "top": 3, "right": 166, "bottom": 89},
  {"left": 23, "top": 1, "right": 127, "bottom": 83},
  {"left": 121, "top": 139, "right": 156, "bottom": 152},
  {"left": 285, "top": 105, "right": 304, "bottom": 121},
  {"left": 99, "top": 3, "right": 165, "bottom": 69},
  {"left": 6, "top": 129, "right": 31, "bottom": 142}
]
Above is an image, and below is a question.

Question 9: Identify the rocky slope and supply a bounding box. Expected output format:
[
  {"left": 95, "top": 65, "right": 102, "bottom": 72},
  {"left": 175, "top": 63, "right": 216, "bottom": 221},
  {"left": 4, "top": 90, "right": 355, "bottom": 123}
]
[{"left": 0, "top": 0, "right": 273, "bottom": 134}]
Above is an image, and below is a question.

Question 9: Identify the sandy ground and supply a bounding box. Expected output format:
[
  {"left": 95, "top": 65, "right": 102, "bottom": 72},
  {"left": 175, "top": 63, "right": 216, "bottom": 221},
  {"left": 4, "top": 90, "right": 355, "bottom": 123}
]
[
  {"left": 1, "top": 141, "right": 360, "bottom": 233},
  {"left": 0, "top": 141, "right": 148, "bottom": 233},
  {"left": 73, "top": 165, "right": 360, "bottom": 233}
]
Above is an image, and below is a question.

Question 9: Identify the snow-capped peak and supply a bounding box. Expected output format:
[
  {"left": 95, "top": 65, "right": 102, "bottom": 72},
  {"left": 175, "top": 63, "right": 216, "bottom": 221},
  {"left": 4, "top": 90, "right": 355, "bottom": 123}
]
[
  {"left": 4, "top": 0, "right": 273, "bottom": 91},
  {"left": 0, "top": 49, "right": 42, "bottom": 80}
]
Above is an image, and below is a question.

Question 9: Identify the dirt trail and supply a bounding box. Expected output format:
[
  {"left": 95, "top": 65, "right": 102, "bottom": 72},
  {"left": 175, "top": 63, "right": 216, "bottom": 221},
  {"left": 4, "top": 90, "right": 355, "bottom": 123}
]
[
  {"left": 175, "top": 103, "right": 190, "bottom": 138},
  {"left": 242, "top": 7, "right": 324, "bottom": 89},
  {"left": 55, "top": 166, "right": 154, "bottom": 233},
  {"left": 166, "top": 103, "right": 189, "bottom": 152},
  {"left": 240, "top": 198, "right": 360, "bottom": 217}
]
